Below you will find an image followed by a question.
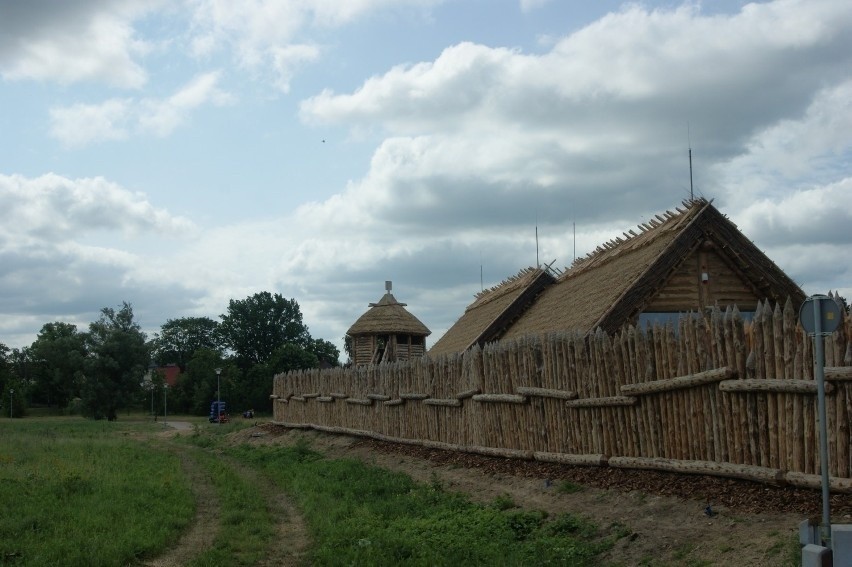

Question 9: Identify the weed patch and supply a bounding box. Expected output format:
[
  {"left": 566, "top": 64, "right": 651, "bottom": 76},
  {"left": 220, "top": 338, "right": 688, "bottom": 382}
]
[{"left": 225, "top": 442, "right": 612, "bottom": 565}]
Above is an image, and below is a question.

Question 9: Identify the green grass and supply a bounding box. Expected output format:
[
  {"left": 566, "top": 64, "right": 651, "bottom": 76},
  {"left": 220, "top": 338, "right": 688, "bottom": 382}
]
[
  {"left": 0, "top": 418, "right": 194, "bottom": 566},
  {"left": 222, "top": 438, "right": 612, "bottom": 566},
  {"left": 2, "top": 418, "right": 617, "bottom": 566},
  {"left": 185, "top": 449, "right": 275, "bottom": 566}
]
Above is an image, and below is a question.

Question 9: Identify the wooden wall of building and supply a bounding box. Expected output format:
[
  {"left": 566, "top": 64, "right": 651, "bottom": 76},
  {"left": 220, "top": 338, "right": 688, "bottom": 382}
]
[
  {"left": 644, "top": 245, "right": 759, "bottom": 313},
  {"left": 352, "top": 334, "right": 427, "bottom": 366}
]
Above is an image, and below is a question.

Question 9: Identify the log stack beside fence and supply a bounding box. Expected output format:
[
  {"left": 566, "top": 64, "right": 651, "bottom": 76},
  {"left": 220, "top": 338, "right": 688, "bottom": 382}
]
[{"left": 272, "top": 299, "right": 852, "bottom": 491}]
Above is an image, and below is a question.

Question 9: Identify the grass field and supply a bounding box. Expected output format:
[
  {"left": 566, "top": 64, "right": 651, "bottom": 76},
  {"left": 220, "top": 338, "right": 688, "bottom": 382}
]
[
  {"left": 1, "top": 417, "right": 615, "bottom": 566},
  {"left": 0, "top": 418, "right": 194, "bottom": 566}
]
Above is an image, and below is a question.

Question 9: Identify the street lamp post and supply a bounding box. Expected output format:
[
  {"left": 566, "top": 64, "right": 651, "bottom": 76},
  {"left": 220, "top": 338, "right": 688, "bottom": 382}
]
[
  {"left": 163, "top": 384, "right": 168, "bottom": 427},
  {"left": 215, "top": 368, "right": 222, "bottom": 424},
  {"left": 9, "top": 389, "right": 13, "bottom": 419}
]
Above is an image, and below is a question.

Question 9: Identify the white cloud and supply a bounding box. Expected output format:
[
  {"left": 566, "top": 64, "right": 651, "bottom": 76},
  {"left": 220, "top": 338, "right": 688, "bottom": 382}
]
[
  {"left": 269, "top": 44, "right": 322, "bottom": 93},
  {"left": 520, "top": 0, "right": 552, "bottom": 14},
  {"left": 48, "top": 99, "right": 133, "bottom": 148},
  {"left": 0, "top": 173, "right": 195, "bottom": 242},
  {"left": 0, "top": 172, "right": 203, "bottom": 344},
  {"left": 50, "top": 72, "right": 233, "bottom": 147},
  {"left": 187, "top": 0, "right": 444, "bottom": 91},
  {"left": 139, "top": 71, "right": 234, "bottom": 136},
  {"left": 298, "top": 0, "right": 852, "bottom": 229},
  {"left": 0, "top": 0, "right": 154, "bottom": 87}
]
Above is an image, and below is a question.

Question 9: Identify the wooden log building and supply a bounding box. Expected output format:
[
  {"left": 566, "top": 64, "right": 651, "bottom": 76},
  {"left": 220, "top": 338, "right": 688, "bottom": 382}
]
[
  {"left": 430, "top": 199, "right": 805, "bottom": 356},
  {"left": 347, "top": 282, "right": 431, "bottom": 366}
]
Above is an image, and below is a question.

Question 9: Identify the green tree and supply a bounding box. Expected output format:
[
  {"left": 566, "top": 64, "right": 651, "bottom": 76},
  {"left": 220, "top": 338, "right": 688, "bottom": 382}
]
[
  {"left": 0, "top": 345, "right": 30, "bottom": 417},
  {"left": 0, "top": 344, "right": 12, "bottom": 415},
  {"left": 307, "top": 338, "right": 340, "bottom": 367},
  {"left": 219, "top": 292, "right": 311, "bottom": 369},
  {"left": 30, "top": 322, "right": 87, "bottom": 408},
  {"left": 182, "top": 348, "right": 230, "bottom": 415},
  {"left": 241, "top": 344, "right": 319, "bottom": 412},
  {"left": 81, "top": 303, "right": 150, "bottom": 420},
  {"left": 151, "top": 316, "right": 223, "bottom": 370}
]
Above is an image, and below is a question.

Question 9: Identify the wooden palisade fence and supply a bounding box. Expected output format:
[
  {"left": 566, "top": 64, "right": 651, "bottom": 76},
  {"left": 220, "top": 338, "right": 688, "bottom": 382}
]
[{"left": 272, "top": 298, "right": 852, "bottom": 492}]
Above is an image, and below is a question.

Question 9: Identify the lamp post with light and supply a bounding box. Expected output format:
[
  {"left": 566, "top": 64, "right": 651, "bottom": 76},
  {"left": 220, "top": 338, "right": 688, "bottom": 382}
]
[
  {"left": 215, "top": 368, "right": 222, "bottom": 423},
  {"left": 8, "top": 389, "right": 12, "bottom": 419}
]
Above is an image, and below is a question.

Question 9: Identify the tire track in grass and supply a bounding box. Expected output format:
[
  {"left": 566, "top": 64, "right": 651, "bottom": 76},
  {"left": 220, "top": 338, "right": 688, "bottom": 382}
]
[
  {"left": 218, "top": 453, "right": 311, "bottom": 566},
  {"left": 140, "top": 428, "right": 310, "bottom": 566},
  {"left": 143, "top": 446, "right": 220, "bottom": 567}
]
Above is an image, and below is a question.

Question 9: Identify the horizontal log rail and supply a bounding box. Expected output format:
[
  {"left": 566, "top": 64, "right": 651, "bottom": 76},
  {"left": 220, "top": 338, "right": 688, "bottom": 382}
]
[
  {"left": 472, "top": 394, "right": 528, "bottom": 404},
  {"left": 565, "top": 396, "right": 637, "bottom": 408},
  {"left": 516, "top": 386, "right": 578, "bottom": 400},
  {"left": 423, "top": 398, "right": 462, "bottom": 407},
  {"left": 826, "top": 367, "right": 852, "bottom": 381},
  {"left": 620, "top": 367, "right": 734, "bottom": 396},
  {"left": 400, "top": 392, "right": 430, "bottom": 400},
  {"left": 719, "top": 379, "right": 833, "bottom": 395},
  {"left": 455, "top": 388, "right": 481, "bottom": 399}
]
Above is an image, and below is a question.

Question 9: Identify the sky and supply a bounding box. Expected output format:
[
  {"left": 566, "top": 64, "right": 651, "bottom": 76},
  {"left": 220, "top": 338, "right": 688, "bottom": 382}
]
[{"left": 1, "top": 0, "right": 851, "bottom": 356}]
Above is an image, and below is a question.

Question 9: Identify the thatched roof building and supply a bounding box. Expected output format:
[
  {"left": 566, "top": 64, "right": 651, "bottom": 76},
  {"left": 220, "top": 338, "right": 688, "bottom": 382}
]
[
  {"left": 347, "top": 282, "right": 431, "bottom": 366},
  {"left": 429, "top": 267, "right": 554, "bottom": 356},
  {"left": 432, "top": 199, "right": 805, "bottom": 355}
]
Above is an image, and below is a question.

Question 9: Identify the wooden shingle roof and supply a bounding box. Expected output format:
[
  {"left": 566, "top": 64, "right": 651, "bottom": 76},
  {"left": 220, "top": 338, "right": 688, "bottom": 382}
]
[{"left": 347, "top": 292, "right": 431, "bottom": 337}]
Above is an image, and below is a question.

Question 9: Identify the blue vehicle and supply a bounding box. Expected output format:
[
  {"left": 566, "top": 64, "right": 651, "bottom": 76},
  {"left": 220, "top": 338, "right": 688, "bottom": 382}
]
[{"left": 209, "top": 401, "right": 229, "bottom": 423}]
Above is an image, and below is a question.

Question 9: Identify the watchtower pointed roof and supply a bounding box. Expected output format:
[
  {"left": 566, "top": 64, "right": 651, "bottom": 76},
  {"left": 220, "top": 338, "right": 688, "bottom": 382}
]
[{"left": 347, "top": 288, "right": 431, "bottom": 337}]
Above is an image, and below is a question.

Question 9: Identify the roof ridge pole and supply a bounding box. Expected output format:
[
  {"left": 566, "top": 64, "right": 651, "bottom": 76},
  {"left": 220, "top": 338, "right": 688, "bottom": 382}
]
[{"left": 688, "top": 122, "right": 694, "bottom": 201}]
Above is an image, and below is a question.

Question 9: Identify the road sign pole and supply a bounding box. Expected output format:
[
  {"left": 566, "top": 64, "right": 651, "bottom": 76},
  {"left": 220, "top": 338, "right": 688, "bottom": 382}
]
[{"left": 812, "top": 298, "right": 831, "bottom": 546}]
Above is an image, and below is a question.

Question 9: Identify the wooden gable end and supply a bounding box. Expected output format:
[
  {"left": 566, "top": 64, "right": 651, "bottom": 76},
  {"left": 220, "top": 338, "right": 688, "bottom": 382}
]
[{"left": 643, "top": 243, "right": 761, "bottom": 313}]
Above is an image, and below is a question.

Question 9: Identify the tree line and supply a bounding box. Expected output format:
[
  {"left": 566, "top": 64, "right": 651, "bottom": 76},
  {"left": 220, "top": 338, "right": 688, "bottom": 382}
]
[{"left": 0, "top": 292, "right": 339, "bottom": 420}]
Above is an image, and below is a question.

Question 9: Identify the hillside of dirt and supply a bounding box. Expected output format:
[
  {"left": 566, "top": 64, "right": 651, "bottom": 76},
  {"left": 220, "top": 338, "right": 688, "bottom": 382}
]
[{"left": 231, "top": 423, "right": 851, "bottom": 567}]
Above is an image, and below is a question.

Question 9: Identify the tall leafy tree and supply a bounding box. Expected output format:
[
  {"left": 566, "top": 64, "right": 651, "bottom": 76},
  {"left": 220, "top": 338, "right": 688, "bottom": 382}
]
[
  {"left": 182, "top": 348, "right": 230, "bottom": 415},
  {"left": 1, "top": 345, "right": 30, "bottom": 417},
  {"left": 0, "top": 343, "right": 12, "bottom": 414},
  {"left": 241, "top": 343, "right": 319, "bottom": 412},
  {"left": 307, "top": 338, "right": 340, "bottom": 367},
  {"left": 81, "top": 303, "right": 149, "bottom": 420},
  {"left": 151, "top": 316, "right": 222, "bottom": 370},
  {"left": 219, "top": 292, "right": 311, "bottom": 369},
  {"left": 30, "top": 322, "right": 87, "bottom": 408}
]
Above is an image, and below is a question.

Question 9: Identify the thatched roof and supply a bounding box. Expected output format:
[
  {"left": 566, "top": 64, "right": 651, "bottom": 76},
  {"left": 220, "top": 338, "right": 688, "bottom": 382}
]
[
  {"left": 347, "top": 292, "right": 431, "bottom": 337},
  {"left": 429, "top": 267, "right": 554, "bottom": 356},
  {"left": 503, "top": 199, "right": 805, "bottom": 339}
]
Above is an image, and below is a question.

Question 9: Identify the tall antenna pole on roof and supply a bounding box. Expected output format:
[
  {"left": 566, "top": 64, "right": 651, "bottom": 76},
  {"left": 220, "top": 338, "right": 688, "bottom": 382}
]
[
  {"left": 480, "top": 251, "right": 483, "bottom": 292},
  {"left": 573, "top": 220, "right": 576, "bottom": 263},
  {"left": 535, "top": 211, "right": 540, "bottom": 268},
  {"left": 688, "top": 123, "right": 694, "bottom": 201}
]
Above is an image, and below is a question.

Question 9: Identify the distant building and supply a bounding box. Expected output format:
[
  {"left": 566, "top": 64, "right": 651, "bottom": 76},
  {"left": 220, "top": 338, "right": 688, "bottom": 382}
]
[
  {"left": 430, "top": 199, "right": 805, "bottom": 356},
  {"left": 152, "top": 364, "right": 181, "bottom": 387},
  {"left": 347, "top": 282, "right": 431, "bottom": 366}
]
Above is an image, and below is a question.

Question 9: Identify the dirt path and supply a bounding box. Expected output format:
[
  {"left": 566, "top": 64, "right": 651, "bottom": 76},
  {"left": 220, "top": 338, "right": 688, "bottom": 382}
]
[
  {"left": 219, "top": 453, "right": 310, "bottom": 566},
  {"left": 142, "top": 446, "right": 220, "bottom": 567},
  {"left": 142, "top": 427, "right": 310, "bottom": 566},
  {"left": 230, "top": 424, "right": 850, "bottom": 567}
]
